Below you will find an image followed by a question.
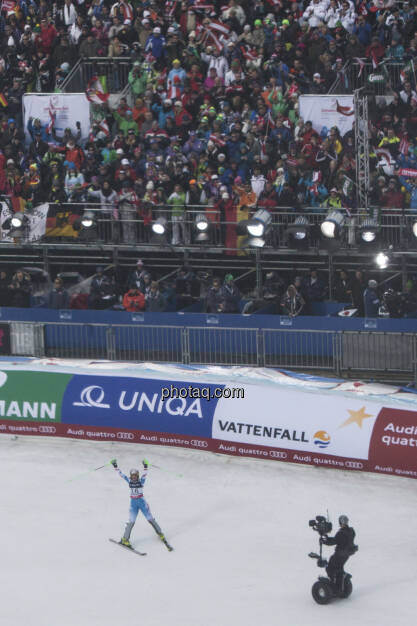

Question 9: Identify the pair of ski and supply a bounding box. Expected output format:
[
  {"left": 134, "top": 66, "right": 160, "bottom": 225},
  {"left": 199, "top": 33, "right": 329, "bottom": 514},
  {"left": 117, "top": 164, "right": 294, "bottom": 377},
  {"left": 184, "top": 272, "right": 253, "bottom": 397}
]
[{"left": 109, "top": 537, "right": 173, "bottom": 556}]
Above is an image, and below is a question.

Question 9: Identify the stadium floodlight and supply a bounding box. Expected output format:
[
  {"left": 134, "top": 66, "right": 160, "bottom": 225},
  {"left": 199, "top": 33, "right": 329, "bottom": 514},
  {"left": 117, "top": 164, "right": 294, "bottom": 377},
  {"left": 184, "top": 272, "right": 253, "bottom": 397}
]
[
  {"left": 375, "top": 251, "right": 390, "bottom": 269},
  {"left": 320, "top": 210, "right": 345, "bottom": 239},
  {"left": 81, "top": 210, "right": 96, "bottom": 229},
  {"left": 152, "top": 216, "right": 167, "bottom": 235},
  {"left": 286, "top": 215, "right": 310, "bottom": 248},
  {"left": 412, "top": 221, "right": 417, "bottom": 238},
  {"left": 359, "top": 218, "right": 379, "bottom": 244},
  {"left": 247, "top": 209, "right": 272, "bottom": 237},
  {"left": 193, "top": 213, "right": 211, "bottom": 242},
  {"left": 195, "top": 213, "right": 209, "bottom": 232},
  {"left": 11, "top": 212, "right": 26, "bottom": 229},
  {"left": 246, "top": 236, "right": 266, "bottom": 248}
]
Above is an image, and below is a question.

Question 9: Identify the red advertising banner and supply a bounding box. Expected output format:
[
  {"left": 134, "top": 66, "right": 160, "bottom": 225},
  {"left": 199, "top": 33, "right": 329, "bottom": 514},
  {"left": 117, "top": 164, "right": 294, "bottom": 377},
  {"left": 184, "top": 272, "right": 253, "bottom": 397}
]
[{"left": 2, "top": 412, "right": 416, "bottom": 479}]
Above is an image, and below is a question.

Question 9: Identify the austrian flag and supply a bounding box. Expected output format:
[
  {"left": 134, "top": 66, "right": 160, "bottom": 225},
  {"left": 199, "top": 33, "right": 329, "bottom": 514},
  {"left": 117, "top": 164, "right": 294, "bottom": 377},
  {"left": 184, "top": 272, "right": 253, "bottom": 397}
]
[{"left": 85, "top": 76, "right": 109, "bottom": 104}]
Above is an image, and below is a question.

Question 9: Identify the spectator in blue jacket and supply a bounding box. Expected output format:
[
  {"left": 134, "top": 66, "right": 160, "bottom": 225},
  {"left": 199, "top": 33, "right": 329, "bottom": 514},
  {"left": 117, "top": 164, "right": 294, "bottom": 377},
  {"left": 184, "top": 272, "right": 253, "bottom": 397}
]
[
  {"left": 151, "top": 99, "right": 175, "bottom": 129},
  {"left": 145, "top": 26, "right": 166, "bottom": 67},
  {"left": 353, "top": 16, "right": 372, "bottom": 47},
  {"left": 399, "top": 175, "right": 417, "bottom": 211}
]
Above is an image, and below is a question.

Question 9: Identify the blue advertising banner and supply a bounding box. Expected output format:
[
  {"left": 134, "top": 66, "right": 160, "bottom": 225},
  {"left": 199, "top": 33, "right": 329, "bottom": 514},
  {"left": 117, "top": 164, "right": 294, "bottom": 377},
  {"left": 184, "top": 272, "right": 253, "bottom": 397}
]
[{"left": 62, "top": 375, "right": 223, "bottom": 437}]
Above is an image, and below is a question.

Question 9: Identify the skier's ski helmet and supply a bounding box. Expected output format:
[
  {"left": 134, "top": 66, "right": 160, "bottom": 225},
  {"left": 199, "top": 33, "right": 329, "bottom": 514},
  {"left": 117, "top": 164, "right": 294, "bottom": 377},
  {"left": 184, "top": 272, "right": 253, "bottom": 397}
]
[
  {"left": 339, "top": 515, "right": 349, "bottom": 526},
  {"left": 130, "top": 468, "right": 139, "bottom": 478}
]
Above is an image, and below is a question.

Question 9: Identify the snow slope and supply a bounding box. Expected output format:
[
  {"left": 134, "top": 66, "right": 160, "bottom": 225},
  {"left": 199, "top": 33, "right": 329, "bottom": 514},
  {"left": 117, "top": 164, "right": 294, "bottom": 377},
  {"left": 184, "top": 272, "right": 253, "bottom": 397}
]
[{"left": 0, "top": 435, "right": 416, "bottom": 626}]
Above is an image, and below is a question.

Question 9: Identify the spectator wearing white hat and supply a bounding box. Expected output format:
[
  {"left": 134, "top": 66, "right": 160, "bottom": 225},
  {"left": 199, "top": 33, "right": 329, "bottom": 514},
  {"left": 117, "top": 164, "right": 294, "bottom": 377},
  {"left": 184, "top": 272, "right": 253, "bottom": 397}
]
[
  {"left": 145, "top": 26, "right": 166, "bottom": 68},
  {"left": 128, "top": 258, "right": 149, "bottom": 291}
]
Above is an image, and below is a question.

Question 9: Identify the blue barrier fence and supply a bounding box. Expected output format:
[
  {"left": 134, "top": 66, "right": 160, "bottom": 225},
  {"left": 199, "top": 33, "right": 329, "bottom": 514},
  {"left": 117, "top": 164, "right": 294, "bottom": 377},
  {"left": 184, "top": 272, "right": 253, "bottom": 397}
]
[
  {"left": 1, "top": 307, "right": 416, "bottom": 379},
  {"left": 1, "top": 306, "right": 417, "bottom": 332}
]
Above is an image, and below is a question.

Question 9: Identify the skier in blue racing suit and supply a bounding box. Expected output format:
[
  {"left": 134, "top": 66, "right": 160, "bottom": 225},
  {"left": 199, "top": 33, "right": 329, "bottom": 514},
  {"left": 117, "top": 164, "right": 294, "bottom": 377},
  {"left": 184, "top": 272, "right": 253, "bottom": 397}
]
[{"left": 111, "top": 458, "right": 168, "bottom": 548}]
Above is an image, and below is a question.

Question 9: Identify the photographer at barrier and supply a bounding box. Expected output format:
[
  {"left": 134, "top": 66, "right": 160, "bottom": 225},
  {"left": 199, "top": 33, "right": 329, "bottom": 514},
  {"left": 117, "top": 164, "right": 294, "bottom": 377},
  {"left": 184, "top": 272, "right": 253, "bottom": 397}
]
[{"left": 320, "top": 515, "right": 357, "bottom": 592}]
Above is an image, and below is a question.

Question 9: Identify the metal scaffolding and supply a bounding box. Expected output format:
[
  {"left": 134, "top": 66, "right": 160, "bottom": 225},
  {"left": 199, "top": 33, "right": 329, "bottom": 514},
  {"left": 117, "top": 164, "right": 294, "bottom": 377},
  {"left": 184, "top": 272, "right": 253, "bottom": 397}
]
[{"left": 354, "top": 89, "right": 370, "bottom": 210}]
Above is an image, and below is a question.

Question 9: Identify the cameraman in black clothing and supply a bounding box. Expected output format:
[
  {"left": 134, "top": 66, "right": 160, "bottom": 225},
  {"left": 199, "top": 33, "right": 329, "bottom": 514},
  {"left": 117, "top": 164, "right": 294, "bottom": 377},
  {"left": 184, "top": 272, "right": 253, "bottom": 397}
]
[{"left": 321, "top": 515, "right": 357, "bottom": 591}]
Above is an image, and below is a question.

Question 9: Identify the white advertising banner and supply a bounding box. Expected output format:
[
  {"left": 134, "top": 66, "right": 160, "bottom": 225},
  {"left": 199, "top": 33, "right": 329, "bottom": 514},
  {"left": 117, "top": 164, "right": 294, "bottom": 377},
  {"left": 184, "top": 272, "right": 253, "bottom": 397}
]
[
  {"left": 22, "top": 93, "right": 91, "bottom": 145},
  {"left": 213, "top": 386, "right": 376, "bottom": 460},
  {"left": 299, "top": 95, "right": 354, "bottom": 136},
  {"left": 1, "top": 360, "right": 417, "bottom": 479},
  {"left": 26, "top": 203, "right": 49, "bottom": 242},
  {"left": 0, "top": 202, "right": 49, "bottom": 242},
  {"left": 0, "top": 201, "right": 14, "bottom": 242}
]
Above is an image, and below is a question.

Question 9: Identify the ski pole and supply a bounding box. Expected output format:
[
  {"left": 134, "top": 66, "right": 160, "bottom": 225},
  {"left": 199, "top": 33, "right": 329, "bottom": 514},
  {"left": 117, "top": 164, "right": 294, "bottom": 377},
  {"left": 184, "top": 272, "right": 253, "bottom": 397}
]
[{"left": 66, "top": 460, "right": 112, "bottom": 483}]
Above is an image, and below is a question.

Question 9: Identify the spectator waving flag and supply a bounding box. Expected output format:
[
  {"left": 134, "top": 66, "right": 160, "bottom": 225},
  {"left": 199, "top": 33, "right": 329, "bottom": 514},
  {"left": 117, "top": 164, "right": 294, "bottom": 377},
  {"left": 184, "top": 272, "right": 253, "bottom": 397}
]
[
  {"left": 118, "top": 1, "right": 134, "bottom": 22},
  {"left": 0, "top": 92, "right": 8, "bottom": 108},
  {"left": 46, "top": 103, "right": 56, "bottom": 134},
  {"left": 240, "top": 46, "right": 258, "bottom": 63},
  {"left": 206, "top": 19, "right": 230, "bottom": 36},
  {"left": 196, "top": 18, "right": 230, "bottom": 52},
  {"left": 85, "top": 76, "right": 109, "bottom": 104},
  {"left": 342, "top": 175, "right": 354, "bottom": 198},
  {"left": 1, "top": 0, "right": 15, "bottom": 11},
  {"left": 98, "top": 118, "right": 110, "bottom": 136},
  {"left": 353, "top": 58, "right": 366, "bottom": 78},
  {"left": 399, "top": 133, "right": 409, "bottom": 157}
]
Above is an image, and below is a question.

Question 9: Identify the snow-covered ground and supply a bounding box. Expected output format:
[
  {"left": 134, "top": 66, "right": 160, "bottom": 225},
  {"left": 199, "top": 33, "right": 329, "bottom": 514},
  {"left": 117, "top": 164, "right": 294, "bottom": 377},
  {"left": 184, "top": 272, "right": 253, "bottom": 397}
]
[{"left": 1, "top": 435, "right": 416, "bottom": 626}]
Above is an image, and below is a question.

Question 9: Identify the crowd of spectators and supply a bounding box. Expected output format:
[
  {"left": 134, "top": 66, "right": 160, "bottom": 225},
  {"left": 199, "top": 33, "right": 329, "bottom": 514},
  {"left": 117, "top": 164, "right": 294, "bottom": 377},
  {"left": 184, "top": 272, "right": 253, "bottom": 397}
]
[
  {"left": 1, "top": 258, "right": 416, "bottom": 317},
  {"left": 0, "top": 0, "right": 417, "bottom": 253}
]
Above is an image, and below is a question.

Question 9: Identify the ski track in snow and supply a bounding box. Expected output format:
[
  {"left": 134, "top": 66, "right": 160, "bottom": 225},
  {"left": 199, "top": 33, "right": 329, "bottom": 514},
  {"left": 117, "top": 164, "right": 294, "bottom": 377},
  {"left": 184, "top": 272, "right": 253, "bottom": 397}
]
[{"left": 0, "top": 435, "right": 416, "bottom": 626}]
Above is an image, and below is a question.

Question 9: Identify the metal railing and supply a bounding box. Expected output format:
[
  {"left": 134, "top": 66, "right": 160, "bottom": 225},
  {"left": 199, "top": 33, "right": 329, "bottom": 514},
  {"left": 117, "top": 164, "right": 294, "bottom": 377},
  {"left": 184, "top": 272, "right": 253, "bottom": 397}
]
[
  {"left": 329, "top": 60, "right": 410, "bottom": 95},
  {"left": 60, "top": 57, "right": 132, "bottom": 93},
  {"left": 9, "top": 321, "right": 417, "bottom": 381},
  {"left": 3, "top": 202, "right": 417, "bottom": 251}
]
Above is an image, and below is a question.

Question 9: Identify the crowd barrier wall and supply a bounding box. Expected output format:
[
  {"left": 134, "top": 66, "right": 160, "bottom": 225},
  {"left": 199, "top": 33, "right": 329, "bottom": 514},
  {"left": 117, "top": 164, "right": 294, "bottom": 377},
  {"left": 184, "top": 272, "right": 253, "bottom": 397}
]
[
  {"left": 0, "top": 363, "right": 416, "bottom": 480},
  {"left": 1, "top": 306, "right": 417, "bottom": 332}
]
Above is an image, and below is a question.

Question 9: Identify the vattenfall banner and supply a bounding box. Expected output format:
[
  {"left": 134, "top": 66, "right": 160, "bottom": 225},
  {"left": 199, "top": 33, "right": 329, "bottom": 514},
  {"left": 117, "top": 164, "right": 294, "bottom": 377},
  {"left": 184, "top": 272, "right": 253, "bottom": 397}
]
[{"left": 0, "top": 367, "right": 416, "bottom": 479}]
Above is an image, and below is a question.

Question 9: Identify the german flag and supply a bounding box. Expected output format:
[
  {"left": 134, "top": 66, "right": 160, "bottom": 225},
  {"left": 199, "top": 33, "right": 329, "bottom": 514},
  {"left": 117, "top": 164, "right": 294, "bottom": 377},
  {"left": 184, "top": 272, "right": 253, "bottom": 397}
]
[{"left": 0, "top": 93, "right": 8, "bottom": 108}]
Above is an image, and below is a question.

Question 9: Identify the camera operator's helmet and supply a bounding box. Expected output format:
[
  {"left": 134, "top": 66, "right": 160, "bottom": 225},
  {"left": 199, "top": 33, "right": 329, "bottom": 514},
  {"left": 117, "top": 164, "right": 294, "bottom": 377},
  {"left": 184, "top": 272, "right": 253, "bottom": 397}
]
[{"left": 339, "top": 515, "right": 349, "bottom": 526}]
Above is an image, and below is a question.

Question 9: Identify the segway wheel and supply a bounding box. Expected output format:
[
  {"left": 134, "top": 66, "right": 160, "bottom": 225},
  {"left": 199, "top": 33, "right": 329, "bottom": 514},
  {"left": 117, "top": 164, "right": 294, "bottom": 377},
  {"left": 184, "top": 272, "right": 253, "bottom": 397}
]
[
  {"left": 312, "top": 580, "right": 333, "bottom": 605},
  {"left": 340, "top": 577, "right": 353, "bottom": 599}
]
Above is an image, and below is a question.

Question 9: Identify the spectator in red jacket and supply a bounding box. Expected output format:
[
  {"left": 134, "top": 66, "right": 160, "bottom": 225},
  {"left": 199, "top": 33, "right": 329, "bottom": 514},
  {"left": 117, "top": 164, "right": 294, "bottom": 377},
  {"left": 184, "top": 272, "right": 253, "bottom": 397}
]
[
  {"left": 38, "top": 17, "right": 57, "bottom": 55},
  {"left": 381, "top": 178, "right": 405, "bottom": 209},
  {"left": 365, "top": 37, "right": 385, "bottom": 66},
  {"left": 123, "top": 288, "right": 145, "bottom": 312}
]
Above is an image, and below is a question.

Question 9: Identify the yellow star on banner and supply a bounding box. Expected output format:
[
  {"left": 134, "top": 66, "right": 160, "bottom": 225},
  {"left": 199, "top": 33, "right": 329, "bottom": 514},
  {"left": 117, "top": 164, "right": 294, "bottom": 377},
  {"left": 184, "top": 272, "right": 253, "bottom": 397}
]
[{"left": 339, "top": 407, "right": 373, "bottom": 429}]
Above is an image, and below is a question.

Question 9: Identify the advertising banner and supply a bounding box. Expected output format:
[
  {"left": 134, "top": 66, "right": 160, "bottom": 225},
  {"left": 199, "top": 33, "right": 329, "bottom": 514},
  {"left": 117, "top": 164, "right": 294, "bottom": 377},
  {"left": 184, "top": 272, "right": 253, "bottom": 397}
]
[
  {"left": 0, "top": 324, "right": 10, "bottom": 355},
  {"left": 299, "top": 95, "right": 354, "bottom": 136},
  {"left": 22, "top": 93, "right": 91, "bottom": 145},
  {"left": 1, "top": 366, "right": 417, "bottom": 479},
  {"left": 0, "top": 202, "right": 49, "bottom": 243}
]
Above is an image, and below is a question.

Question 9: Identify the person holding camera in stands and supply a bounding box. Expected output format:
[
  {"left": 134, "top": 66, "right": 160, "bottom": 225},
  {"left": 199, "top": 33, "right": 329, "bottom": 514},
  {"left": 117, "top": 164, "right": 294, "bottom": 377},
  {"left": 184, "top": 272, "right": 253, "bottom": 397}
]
[
  {"left": 145, "top": 281, "right": 166, "bottom": 312},
  {"left": 48, "top": 277, "right": 69, "bottom": 310},
  {"left": 206, "top": 277, "right": 224, "bottom": 313},
  {"left": 280, "top": 284, "right": 305, "bottom": 318},
  {"left": 321, "top": 515, "right": 357, "bottom": 592},
  {"left": 8, "top": 270, "right": 32, "bottom": 308}
]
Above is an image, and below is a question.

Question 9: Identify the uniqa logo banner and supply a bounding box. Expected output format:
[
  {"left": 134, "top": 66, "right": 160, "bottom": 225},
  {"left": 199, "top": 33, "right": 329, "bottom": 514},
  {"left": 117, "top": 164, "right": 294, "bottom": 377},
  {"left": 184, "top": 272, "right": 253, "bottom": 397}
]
[{"left": 61, "top": 375, "right": 223, "bottom": 437}]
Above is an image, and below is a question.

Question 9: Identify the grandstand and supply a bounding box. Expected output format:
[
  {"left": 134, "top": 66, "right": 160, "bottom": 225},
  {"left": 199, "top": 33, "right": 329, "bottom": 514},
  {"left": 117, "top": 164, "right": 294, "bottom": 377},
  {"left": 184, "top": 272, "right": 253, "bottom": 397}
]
[{"left": 0, "top": 0, "right": 416, "bottom": 379}]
